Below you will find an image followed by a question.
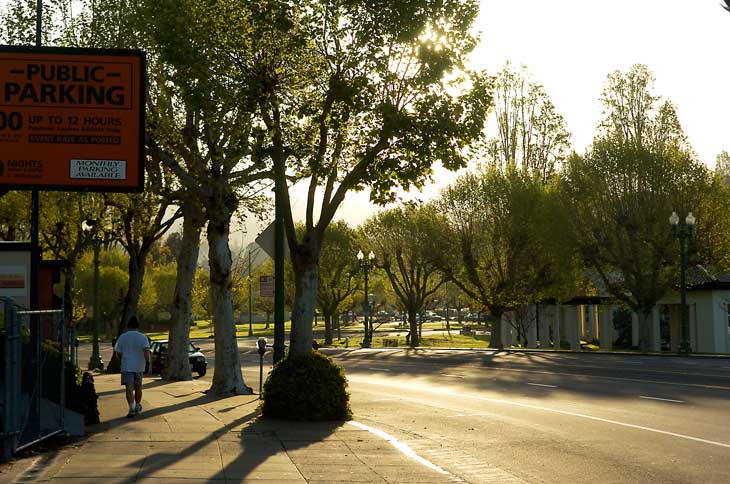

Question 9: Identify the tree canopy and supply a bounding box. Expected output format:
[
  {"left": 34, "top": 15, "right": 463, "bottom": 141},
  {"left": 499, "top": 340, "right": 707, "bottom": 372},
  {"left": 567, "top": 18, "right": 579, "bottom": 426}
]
[{"left": 562, "top": 64, "right": 717, "bottom": 351}]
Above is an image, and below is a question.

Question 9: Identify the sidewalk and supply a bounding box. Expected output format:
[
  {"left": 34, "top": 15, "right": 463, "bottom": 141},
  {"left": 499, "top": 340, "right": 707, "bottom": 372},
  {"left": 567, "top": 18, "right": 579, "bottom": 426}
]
[{"left": 11, "top": 373, "right": 456, "bottom": 483}]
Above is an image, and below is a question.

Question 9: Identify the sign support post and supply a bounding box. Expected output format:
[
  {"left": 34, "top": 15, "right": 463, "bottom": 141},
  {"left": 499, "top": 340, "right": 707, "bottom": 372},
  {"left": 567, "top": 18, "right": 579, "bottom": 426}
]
[
  {"left": 28, "top": 0, "right": 42, "bottom": 442},
  {"left": 273, "top": 174, "right": 286, "bottom": 364},
  {"left": 30, "top": 0, "right": 41, "bottom": 312}
]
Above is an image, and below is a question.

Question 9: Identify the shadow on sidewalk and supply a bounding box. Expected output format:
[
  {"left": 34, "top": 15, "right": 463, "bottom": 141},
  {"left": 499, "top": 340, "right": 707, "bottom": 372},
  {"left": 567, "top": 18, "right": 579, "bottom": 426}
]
[
  {"left": 91, "top": 379, "right": 340, "bottom": 481},
  {"left": 132, "top": 413, "right": 341, "bottom": 481},
  {"left": 94, "top": 378, "right": 171, "bottom": 398},
  {"left": 219, "top": 419, "right": 342, "bottom": 481},
  {"left": 86, "top": 392, "right": 215, "bottom": 434}
]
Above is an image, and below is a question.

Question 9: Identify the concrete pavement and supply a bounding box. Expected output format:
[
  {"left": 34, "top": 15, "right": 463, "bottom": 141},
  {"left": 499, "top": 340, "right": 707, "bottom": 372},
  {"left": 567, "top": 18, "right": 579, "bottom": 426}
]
[{"left": 8, "top": 373, "right": 457, "bottom": 484}]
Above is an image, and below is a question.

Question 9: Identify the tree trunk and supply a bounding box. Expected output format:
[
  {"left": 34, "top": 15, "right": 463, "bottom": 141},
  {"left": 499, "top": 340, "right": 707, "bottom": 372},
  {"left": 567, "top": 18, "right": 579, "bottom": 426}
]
[
  {"left": 166, "top": 203, "right": 204, "bottom": 381},
  {"left": 324, "top": 313, "right": 333, "bottom": 345},
  {"left": 335, "top": 312, "right": 341, "bottom": 341},
  {"left": 120, "top": 255, "right": 145, "bottom": 334},
  {"left": 408, "top": 310, "right": 419, "bottom": 347},
  {"left": 207, "top": 214, "right": 250, "bottom": 395},
  {"left": 107, "top": 254, "right": 145, "bottom": 373},
  {"left": 637, "top": 307, "right": 653, "bottom": 353},
  {"left": 290, "top": 255, "right": 318, "bottom": 356},
  {"left": 489, "top": 311, "right": 504, "bottom": 349}
]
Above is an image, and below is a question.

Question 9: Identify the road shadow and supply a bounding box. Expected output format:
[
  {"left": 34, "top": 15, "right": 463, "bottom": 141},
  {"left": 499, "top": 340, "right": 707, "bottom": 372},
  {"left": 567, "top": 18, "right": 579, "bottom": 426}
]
[{"left": 323, "top": 347, "right": 730, "bottom": 403}]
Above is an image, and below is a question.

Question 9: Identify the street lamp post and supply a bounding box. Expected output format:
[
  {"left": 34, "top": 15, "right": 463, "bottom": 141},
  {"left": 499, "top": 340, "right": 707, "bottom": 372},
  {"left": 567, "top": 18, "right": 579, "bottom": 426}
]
[
  {"left": 357, "top": 250, "right": 375, "bottom": 348},
  {"left": 669, "top": 211, "right": 695, "bottom": 354},
  {"left": 83, "top": 221, "right": 104, "bottom": 371},
  {"left": 248, "top": 248, "right": 253, "bottom": 337}
]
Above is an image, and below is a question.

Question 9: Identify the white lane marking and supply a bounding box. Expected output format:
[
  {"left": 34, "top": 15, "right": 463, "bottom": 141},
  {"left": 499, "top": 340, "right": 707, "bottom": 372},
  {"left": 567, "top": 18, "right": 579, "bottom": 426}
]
[
  {"left": 347, "top": 421, "right": 451, "bottom": 476},
  {"left": 371, "top": 398, "right": 399, "bottom": 402},
  {"left": 527, "top": 383, "right": 557, "bottom": 388},
  {"left": 639, "top": 395, "right": 685, "bottom": 404},
  {"left": 367, "top": 367, "right": 390, "bottom": 372},
  {"left": 441, "top": 373, "right": 464, "bottom": 378},
  {"left": 353, "top": 378, "right": 730, "bottom": 450}
]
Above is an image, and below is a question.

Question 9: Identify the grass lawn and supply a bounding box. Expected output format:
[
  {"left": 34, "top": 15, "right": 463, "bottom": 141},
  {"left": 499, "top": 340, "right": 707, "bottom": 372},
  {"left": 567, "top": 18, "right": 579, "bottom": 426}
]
[
  {"left": 78, "top": 319, "right": 294, "bottom": 343},
  {"left": 148, "top": 320, "right": 295, "bottom": 341},
  {"left": 326, "top": 331, "right": 490, "bottom": 349},
  {"left": 76, "top": 319, "right": 480, "bottom": 348}
]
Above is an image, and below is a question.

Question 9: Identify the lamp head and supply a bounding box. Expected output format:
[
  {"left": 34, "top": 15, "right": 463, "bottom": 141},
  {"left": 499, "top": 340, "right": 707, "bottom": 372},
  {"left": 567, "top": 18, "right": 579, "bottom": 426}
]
[
  {"left": 368, "top": 250, "right": 375, "bottom": 260},
  {"left": 357, "top": 250, "right": 364, "bottom": 261},
  {"left": 669, "top": 211, "right": 679, "bottom": 226},
  {"left": 685, "top": 212, "right": 696, "bottom": 227}
]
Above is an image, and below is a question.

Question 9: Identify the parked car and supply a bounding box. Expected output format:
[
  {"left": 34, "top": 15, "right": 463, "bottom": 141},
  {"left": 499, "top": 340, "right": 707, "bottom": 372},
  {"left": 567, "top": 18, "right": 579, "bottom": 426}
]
[
  {"left": 424, "top": 311, "right": 442, "bottom": 322},
  {"left": 150, "top": 340, "right": 207, "bottom": 377}
]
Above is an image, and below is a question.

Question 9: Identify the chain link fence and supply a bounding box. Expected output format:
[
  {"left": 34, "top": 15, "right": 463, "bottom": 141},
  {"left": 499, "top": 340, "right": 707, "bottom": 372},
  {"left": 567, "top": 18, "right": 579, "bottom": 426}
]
[{"left": 1, "top": 299, "right": 67, "bottom": 461}]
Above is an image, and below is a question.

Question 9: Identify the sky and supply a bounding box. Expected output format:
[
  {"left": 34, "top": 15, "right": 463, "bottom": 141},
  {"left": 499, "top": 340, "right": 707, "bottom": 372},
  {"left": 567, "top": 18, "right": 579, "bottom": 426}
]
[
  {"left": 2, "top": 0, "right": 729, "bottom": 248},
  {"left": 320, "top": 0, "right": 730, "bottom": 235}
]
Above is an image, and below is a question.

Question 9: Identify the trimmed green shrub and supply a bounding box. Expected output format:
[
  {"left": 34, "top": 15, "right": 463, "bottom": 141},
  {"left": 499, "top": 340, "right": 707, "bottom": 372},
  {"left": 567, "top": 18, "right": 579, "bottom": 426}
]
[
  {"left": 262, "top": 351, "right": 352, "bottom": 421},
  {"left": 53, "top": 351, "right": 100, "bottom": 424},
  {"left": 31, "top": 343, "right": 100, "bottom": 425}
]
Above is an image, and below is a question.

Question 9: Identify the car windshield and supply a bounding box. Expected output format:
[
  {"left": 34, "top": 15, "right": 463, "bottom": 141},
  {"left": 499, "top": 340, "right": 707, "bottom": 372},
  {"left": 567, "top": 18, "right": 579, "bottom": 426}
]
[{"left": 152, "top": 342, "right": 198, "bottom": 353}]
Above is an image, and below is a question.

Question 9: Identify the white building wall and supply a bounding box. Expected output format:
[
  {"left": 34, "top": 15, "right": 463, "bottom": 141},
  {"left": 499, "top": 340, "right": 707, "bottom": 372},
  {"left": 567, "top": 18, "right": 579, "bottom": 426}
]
[
  {"left": 539, "top": 305, "right": 551, "bottom": 349},
  {"left": 564, "top": 305, "right": 581, "bottom": 351},
  {"left": 651, "top": 306, "right": 661, "bottom": 352},
  {"left": 711, "top": 291, "right": 730, "bottom": 353},
  {"left": 690, "top": 292, "right": 714, "bottom": 353},
  {"left": 598, "top": 306, "right": 613, "bottom": 350}
]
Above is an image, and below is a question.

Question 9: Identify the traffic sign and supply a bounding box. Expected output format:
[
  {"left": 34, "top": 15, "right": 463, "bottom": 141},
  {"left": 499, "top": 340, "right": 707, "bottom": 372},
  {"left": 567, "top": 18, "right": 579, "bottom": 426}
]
[{"left": 259, "top": 275, "right": 274, "bottom": 298}]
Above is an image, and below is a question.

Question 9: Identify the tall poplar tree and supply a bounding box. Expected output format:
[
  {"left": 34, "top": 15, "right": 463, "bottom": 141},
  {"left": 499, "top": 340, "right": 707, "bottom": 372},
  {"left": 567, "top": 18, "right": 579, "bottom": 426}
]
[
  {"left": 485, "top": 63, "right": 571, "bottom": 183},
  {"left": 563, "top": 65, "right": 715, "bottom": 352}
]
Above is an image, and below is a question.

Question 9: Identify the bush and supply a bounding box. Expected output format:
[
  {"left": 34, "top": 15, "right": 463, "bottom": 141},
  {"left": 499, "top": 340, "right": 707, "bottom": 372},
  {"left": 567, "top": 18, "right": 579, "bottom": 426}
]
[
  {"left": 70, "top": 371, "right": 100, "bottom": 425},
  {"left": 57, "top": 355, "right": 100, "bottom": 424},
  {"left": 262, "top": 351, "right": 352, "bottom": 421},
  {"left": 32, "top": 343, "right": 100, "bottom": 425}
]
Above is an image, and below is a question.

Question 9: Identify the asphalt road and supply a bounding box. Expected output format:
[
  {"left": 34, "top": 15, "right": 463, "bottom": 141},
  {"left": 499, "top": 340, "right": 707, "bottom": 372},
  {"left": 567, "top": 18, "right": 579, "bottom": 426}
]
[{"left": 78, "top": 340, "right": 730, "bottom": 484}]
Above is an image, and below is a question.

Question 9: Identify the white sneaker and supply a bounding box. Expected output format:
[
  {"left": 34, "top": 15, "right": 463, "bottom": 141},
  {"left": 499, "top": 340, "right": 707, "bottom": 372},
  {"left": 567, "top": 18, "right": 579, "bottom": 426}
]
[{"left": 135, "top": 403, "right": 142, "bottom": 414}]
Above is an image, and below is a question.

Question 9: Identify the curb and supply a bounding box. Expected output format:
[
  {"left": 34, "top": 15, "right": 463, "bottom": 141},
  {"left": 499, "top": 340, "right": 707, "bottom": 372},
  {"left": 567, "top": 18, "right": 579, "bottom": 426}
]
[{"left": 321, "top": 346, "right": 730, "bottom": 359}]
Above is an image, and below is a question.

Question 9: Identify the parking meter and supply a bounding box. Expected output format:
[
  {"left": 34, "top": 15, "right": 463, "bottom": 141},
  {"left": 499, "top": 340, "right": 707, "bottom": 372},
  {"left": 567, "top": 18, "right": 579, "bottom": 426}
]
[
  {"left": 257, "top": 337, "right": 267, "bottom": 355},
  {"left": 257, "top": 337, "right": 267, "bottom": 398}
]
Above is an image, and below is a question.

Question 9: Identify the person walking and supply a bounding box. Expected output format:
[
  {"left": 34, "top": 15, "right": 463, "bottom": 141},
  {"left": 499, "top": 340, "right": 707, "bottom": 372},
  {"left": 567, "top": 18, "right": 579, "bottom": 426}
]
[{"left": 114, "top": 316, "right": 150, "bottom": 418}]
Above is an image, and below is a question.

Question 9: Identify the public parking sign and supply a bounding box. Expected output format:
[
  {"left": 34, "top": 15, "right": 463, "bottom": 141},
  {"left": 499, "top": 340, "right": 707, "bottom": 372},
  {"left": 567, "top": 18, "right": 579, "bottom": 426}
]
[{"left": 0, "top": 46, "right": 145, "bottom": 192}]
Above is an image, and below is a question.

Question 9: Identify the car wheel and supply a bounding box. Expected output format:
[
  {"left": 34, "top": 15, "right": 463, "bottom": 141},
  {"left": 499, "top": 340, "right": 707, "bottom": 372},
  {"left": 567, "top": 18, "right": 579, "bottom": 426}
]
[{"left": 197, "top": 368, "right": 207, "bottom": 377}]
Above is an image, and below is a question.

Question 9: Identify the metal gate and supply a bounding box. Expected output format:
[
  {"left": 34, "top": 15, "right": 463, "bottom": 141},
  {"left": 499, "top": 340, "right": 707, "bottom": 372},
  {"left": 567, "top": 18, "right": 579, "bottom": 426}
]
[{"left": 1, "top": 299, "right": 67, "bottom": 461}]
